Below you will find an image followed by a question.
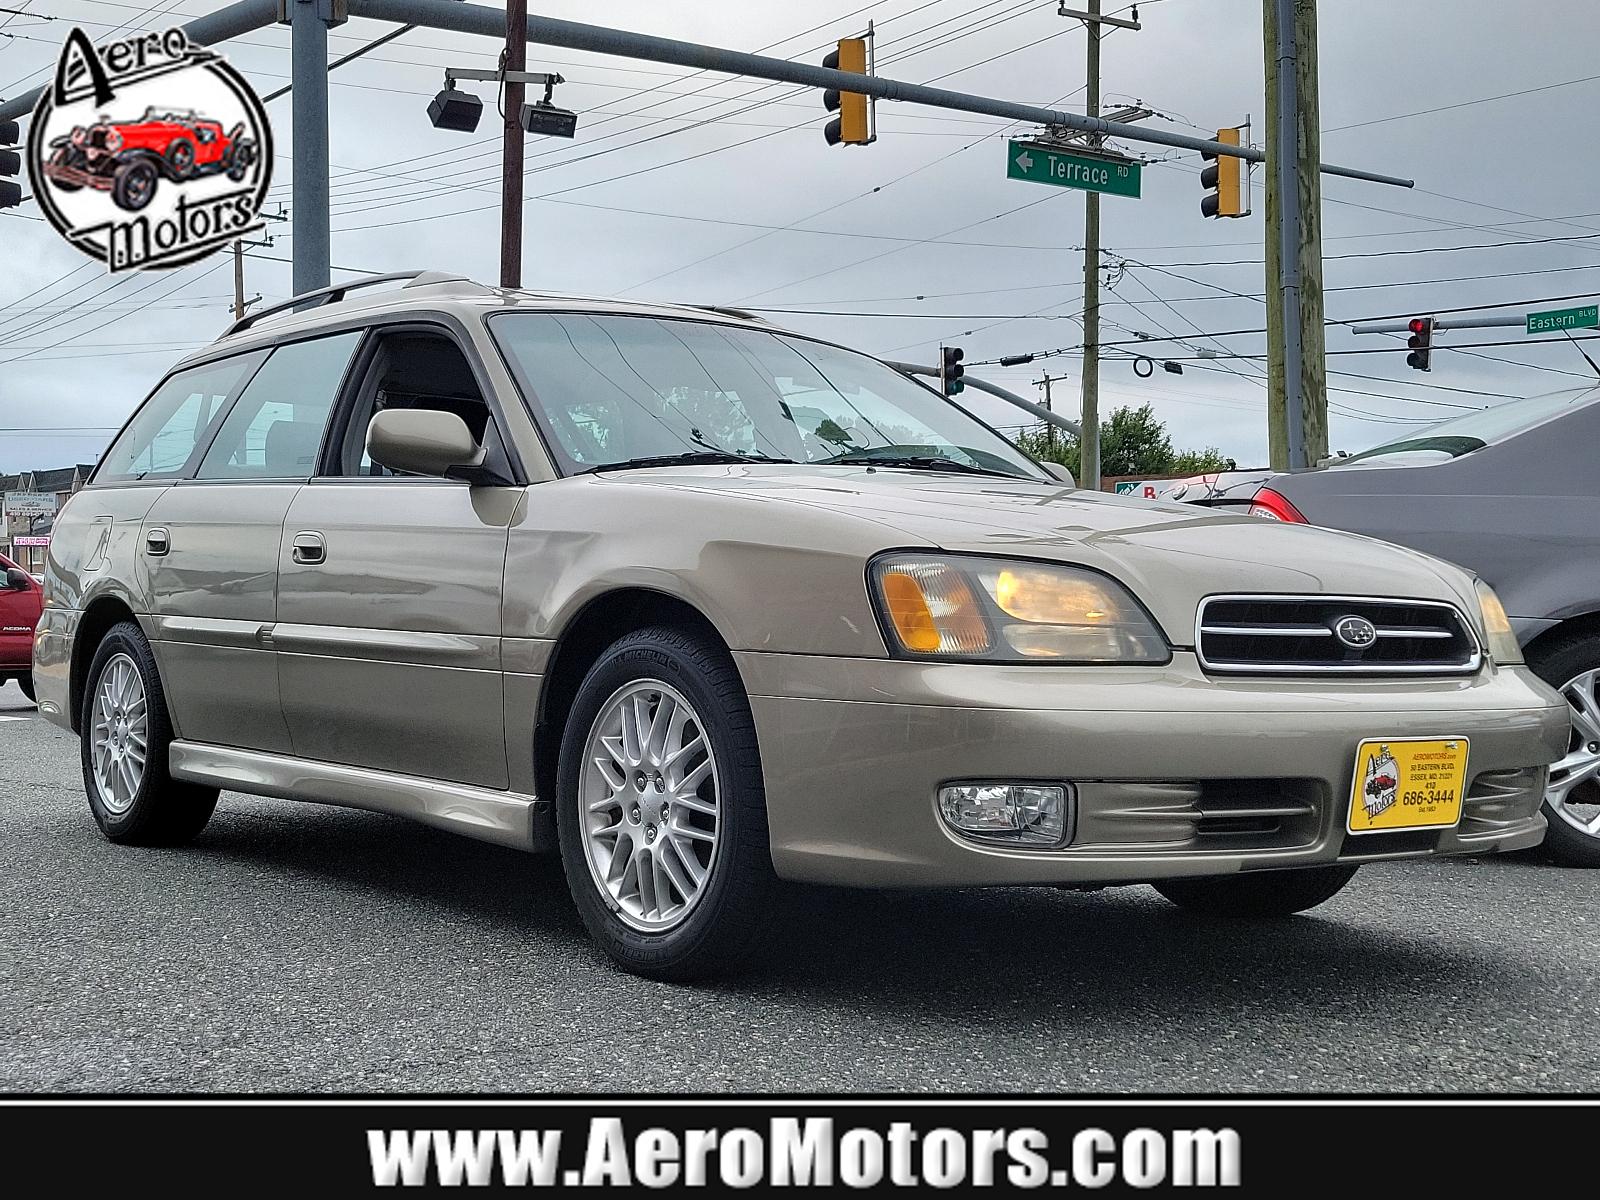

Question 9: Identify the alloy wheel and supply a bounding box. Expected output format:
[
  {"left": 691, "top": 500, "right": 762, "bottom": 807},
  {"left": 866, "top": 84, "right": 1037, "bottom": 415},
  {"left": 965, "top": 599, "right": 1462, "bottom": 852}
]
[
  {"left": 89, "top": 652, "right": 148, "bottom": 815},
  {"left": 579, "top": 679, "right": 721, "bottom": 932},
  {"left": 1547, "top": 667, "right": 1600, "bottom": 840}
]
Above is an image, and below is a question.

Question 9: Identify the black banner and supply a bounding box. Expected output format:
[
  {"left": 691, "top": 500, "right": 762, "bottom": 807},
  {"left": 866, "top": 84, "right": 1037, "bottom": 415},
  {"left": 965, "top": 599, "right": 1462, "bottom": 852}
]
[{"left": 0, "top": 1098, "right": 1583, "bottom": 1190}]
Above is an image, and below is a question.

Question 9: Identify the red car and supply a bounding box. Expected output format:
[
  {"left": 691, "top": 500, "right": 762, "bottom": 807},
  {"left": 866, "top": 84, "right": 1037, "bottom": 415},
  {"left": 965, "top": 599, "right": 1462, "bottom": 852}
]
[
  {"left": 44, "top": 107, "right": 257, "bottom": 212},
  {"left": 0, "top": 551, "right": 42, "bottom": 704}
]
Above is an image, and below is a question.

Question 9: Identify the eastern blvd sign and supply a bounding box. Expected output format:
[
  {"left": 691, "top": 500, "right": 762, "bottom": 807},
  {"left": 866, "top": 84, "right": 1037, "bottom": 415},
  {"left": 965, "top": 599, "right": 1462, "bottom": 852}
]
[
  {"left": 1526, "top": 304, "right": 1598, "bottom": 335},
  {"left": 1006, "top": 140, "right": 1142, "bottom": 199}
]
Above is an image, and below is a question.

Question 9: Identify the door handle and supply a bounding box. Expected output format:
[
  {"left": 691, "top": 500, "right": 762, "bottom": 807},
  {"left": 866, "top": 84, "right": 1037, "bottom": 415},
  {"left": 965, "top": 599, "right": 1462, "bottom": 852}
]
[
  {"left": 145, "top": 527, "right": 170, "bottom": 557},
  {"left": 290, "top": 531, "right": 326, "bottom": 565}
]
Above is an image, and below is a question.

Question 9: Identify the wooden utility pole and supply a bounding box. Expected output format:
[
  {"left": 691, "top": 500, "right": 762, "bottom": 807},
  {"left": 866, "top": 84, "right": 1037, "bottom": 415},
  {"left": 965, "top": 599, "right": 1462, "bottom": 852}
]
[
  {"left": 1035, "top": 372, "right": 1074, "bottom": 453},
  {"left": 232, "top": 239, "right": 246, "bottom": 321},
  {"left": 1263, "top": 0, "right": 1328, "bottom": 469},
  {"left": 1079, "top": 0, "right": 1102, "bottom": 491},
  {"left": 501, "top": 0, "right": 527, "bottom": 288}
]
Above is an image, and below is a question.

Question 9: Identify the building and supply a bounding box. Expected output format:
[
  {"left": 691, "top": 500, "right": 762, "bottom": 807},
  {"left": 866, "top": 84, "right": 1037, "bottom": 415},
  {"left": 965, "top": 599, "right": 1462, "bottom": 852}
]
[{"left": 1, "top": 464, "right": 95, "bottom": 575}]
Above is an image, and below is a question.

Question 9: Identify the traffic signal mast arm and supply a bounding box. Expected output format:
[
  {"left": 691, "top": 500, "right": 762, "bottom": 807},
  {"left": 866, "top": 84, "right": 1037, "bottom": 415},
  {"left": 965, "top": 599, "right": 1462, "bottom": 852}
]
[{"left": 0, "top": 0, "right": 1409, "bottom": 186}]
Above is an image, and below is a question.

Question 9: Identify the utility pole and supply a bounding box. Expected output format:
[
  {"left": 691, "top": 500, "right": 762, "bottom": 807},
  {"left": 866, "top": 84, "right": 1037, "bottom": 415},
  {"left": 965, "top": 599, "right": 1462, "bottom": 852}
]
[
  {"left": 1034, "top": 372, "right": 1073, "bottom": 453},
  {"left": 1263, "top": 0, "right": 1328, "bottom": 469},
  {"left": 233, "top": 238, "right": 246, "bottom": 321},
  {"left": 501, "top": 0, "right": 527, "bottom": 288},
  {"left": 1079, "top": 0, "right": 1102, "bottom": 492}
]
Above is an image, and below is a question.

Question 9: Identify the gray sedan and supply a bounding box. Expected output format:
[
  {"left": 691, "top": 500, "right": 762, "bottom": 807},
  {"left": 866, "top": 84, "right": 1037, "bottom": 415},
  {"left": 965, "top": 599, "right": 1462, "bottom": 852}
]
[{"left": 1252, "top": 388, "right": 1600, "bottom": 866}]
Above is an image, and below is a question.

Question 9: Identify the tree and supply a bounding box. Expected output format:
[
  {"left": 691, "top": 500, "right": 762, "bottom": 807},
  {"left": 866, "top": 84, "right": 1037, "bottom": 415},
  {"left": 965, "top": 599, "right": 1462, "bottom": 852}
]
[{"left": 1012, "top": 403, "right": 1231, "bottom": 480}]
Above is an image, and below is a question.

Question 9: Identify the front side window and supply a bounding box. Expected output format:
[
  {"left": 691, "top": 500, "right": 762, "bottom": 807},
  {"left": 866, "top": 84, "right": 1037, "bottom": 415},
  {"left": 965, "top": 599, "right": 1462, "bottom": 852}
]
[
  {"left": 196, "top": 332, "right": 363, "bottom": 480},
  {"left": 489, "top": 313, "right": 1045, "bottom": 479},
  {"left": 95, "top": 351, "right": 267, "bottom": 483}
]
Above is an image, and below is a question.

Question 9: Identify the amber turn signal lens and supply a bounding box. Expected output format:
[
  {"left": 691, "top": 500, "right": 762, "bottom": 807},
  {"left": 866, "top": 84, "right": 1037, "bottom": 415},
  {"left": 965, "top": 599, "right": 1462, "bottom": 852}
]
[{"left": 877, "top": 562, "right": 991, "bottom": 655}]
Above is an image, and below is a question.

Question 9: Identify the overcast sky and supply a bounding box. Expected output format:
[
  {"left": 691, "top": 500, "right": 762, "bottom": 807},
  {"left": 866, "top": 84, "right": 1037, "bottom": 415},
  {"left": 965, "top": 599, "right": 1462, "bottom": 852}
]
[{"left": 3, "top": 0, "right": 1598, "bottom": 473}]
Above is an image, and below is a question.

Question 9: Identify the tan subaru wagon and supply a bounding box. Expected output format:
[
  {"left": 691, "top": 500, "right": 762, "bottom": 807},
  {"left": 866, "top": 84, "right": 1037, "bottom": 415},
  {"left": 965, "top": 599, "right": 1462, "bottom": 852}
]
[{"left": 35, "top": 272, "right": 1568, "bottom": 979}]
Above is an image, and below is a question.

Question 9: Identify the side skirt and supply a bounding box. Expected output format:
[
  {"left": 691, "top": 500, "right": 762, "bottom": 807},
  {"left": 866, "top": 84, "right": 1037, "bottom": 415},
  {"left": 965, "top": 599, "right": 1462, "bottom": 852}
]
[{"left": 168, "top": 741, "right": 538, "bottom": 851}]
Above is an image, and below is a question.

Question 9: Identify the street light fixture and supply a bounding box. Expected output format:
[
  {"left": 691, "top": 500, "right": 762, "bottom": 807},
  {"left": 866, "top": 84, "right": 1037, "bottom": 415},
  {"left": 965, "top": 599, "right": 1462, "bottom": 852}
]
[{"left": 428, "top": 68, "right": 574, "bottom": 138}]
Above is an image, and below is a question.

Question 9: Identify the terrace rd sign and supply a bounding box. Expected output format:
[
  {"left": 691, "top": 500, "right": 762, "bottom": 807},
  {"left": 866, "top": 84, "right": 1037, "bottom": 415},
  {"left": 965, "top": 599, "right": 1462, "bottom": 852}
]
[
  {"left": 1007, "top": 140, "right": 1142, "bottom": 199},
  {"left": 1526, "top": 304, "right": 1599, "bottom": 335}
]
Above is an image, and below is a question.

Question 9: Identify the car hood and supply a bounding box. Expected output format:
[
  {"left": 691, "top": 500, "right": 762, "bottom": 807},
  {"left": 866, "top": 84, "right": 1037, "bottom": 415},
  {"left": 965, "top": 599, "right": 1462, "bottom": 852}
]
[{"left": 596, "top": 464, "right": 1483, "bottom": 644}]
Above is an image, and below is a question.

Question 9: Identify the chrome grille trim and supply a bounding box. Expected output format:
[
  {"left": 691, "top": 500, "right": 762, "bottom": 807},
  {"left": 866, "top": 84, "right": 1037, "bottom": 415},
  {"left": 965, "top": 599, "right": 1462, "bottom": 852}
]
[{"left": 1195, "top": 594, "right": 1482, "bottom": 676}]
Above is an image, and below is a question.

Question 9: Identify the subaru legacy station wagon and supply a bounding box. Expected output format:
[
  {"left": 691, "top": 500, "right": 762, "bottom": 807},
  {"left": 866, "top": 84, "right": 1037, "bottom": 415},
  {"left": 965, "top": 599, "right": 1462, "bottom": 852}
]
[{"left": 33, "top": 272, "right": 1568, "bottom": 979}]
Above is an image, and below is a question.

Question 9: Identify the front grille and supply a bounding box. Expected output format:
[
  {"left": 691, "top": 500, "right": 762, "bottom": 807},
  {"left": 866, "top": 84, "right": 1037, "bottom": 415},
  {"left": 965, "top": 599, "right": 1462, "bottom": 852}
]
[{"left": 1196, "top": 595, "right": 1480, "bottom": 675}]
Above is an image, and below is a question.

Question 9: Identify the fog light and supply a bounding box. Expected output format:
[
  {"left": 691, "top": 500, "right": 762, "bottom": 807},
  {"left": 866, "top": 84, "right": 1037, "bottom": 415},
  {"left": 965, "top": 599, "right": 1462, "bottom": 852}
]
[{"left": 938, "top": 783, "right": 1068, "bottom": 846}]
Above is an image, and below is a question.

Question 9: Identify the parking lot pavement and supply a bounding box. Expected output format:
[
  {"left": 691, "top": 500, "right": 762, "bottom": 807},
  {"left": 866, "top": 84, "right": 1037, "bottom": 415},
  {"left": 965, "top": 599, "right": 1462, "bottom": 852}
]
[{"left": 1, "top": 679, "right": 1596, "bottom": 1094}]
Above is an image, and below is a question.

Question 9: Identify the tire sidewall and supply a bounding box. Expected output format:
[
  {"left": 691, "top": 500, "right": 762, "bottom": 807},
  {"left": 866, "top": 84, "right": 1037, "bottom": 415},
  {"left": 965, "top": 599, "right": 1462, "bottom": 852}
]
[
  {"left": 556, "top": 630, "right": 767, "bottom": 976},
  {"left": 80, "top": 623, "right": 170, "bottom": 840},
  {"left": 1527, "top": 633, "right": 1600, "bottom": 866},
  {"left": 112, "top": 160, "right": 157, "bottom": 212}
]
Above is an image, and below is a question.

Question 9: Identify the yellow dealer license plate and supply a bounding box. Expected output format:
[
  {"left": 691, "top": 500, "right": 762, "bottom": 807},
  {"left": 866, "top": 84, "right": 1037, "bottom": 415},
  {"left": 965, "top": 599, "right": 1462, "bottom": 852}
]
[{"left": 1347, "top": 738, "right": 1469, "bottom": 835}]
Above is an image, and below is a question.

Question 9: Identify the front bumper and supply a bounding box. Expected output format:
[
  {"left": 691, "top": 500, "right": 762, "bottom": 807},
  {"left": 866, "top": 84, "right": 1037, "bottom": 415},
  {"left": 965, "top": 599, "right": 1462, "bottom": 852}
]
[
  {"left": 738, "top": 651, "right": 1567, "bottom": 887},
  {"left": 43, "top": 162, "right": 113, "bottom": 191}
]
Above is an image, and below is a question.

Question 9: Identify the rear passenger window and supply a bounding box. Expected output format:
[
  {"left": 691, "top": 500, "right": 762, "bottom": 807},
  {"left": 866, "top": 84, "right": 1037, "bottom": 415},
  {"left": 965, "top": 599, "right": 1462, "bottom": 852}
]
[
  {"left": 196, "top": 332, "right": 362, "bottom": 480},
  {"left": 96, "top": 352, "right": 267, "bottom": 483}
]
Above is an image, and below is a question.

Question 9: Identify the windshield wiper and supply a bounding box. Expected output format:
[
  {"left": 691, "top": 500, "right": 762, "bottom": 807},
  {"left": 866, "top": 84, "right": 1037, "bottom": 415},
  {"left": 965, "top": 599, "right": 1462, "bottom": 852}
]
[
  {"left": 823, "top": 452, "right": 1021, "bottom": 479},
  {"left": 580, "top": 451, "right": 796, "bottom": 474}
]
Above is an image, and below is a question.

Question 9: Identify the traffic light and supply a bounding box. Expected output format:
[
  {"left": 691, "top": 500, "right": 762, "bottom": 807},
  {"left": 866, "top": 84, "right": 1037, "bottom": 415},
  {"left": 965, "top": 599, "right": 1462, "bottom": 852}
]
[
  {"left": 822, "top": 37, "right": 870, "bottom": 146},
  {"left": 0, "top": 120, "right": 21, "bottom": 211},
  {"left": 940, "top": 346, "right": 965, "bottom": 396},
  {"left": 1199, "top": 126, "right": 1244, "bottom": 219},
  {"left": 1406, "top": 317, "right": 1434, "bottom": 371}
]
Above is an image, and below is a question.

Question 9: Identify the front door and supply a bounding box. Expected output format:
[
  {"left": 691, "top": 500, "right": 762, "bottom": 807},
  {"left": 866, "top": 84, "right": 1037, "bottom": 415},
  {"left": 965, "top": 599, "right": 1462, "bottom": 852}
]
[
  {"left": 275, "top": 326, "right": 520, "bottom": 789},
  {"left": 140, "top": 331, "right": 362, "bottom": 752}
]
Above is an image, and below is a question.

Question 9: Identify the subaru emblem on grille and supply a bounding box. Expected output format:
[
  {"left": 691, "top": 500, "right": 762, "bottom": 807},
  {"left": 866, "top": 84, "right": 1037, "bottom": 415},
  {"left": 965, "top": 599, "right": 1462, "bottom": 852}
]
[{"left": 1333, "top": 615, "right": 1378, "bottom": 649}]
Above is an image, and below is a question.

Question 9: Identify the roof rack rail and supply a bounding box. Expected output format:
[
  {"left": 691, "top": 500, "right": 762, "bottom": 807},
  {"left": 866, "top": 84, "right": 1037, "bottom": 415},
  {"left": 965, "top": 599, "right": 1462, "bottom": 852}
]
[
  {"left": 223, "top": 270, "right": 468, "bottom": 337},
  {"left": 693, "top": 305, "right": 764, "bottom": 322}
]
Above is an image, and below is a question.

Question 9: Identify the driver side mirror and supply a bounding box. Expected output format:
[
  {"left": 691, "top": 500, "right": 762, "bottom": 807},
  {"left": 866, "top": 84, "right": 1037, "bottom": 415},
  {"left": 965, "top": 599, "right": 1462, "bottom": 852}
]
[
  {"left": 4, "top": 567, "right": 30, "bottom": 591},
  {"left": 366, "top": 409, "right": 486, "bottom": 479},
  {"left": 1040, "top": 462, "right": 1076, "bottom": 486}
]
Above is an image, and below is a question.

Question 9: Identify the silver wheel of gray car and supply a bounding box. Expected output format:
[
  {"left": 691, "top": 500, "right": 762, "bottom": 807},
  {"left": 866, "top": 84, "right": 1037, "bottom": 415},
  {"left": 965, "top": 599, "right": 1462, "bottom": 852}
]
[
  {"left": 578, "top": 678, "right": 722, "bottom": 933},
  {"left": 89, "top": 652, "right": 148, "bottom": 815},
  {"left": 1547, "top": 667, "right": 1600, "bottom": 840}
]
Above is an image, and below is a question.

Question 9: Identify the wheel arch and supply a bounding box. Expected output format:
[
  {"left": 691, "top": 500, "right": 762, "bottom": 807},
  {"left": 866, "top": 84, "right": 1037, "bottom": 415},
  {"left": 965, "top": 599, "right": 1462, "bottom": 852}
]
[
  {"left": 1524, "top": 608, "right": 1600, "bottom": 668},
  {"left": 531, "top": 588, "right": 736, "bottom": 851},
  {"left": 70, "top": 595, "right": 139, "bottom": 734}
]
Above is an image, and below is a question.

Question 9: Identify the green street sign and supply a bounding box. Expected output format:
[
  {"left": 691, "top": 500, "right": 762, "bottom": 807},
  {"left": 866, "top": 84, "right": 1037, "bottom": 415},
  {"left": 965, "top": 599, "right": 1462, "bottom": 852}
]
[
  {"left": 1526, "top": 304, "right": 1598, "bottom": 335},
  {"left": 1007, "top": 140, "right": 1142, "bottom": 199}
]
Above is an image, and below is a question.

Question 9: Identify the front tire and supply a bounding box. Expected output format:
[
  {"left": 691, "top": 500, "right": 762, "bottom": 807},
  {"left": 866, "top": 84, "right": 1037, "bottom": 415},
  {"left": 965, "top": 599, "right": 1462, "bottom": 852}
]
[
  {"left": 1527, "top": 632, "right": 1600, "bottom": 868},
  {"left": 1153, "top": 864, "right": 1359, "bottom": 917},
  {"left": 80, "top": 622, "right": 217, "bottom": 845},
  {"left": 556, "top": 626, "right": 775, "bottom": 981},
  {"left": 110, "top": 159, "right": 158, "bottom": 212}
]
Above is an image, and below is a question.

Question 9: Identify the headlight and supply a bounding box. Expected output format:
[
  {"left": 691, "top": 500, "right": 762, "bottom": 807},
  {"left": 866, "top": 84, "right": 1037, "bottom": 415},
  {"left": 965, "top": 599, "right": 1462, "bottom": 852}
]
[
  {"left": 870, "top": 553, "right": 1169, "bottom": 663},
  {"left": 1474, "top": 579, "right": 1523, "bottom": 665},
  {"left": 103, "top": 128, "right": 123, "bottom": 151}
]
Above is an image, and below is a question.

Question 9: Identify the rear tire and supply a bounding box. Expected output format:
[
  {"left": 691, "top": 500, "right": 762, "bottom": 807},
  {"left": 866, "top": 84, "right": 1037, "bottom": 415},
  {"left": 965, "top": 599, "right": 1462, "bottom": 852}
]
[
  {"left": 80, "top": 621, "right": 217, "bottom": 845},
  {"left": 1153, "top": 864, "right": 1359, "bottom": 917},
  {"left": 18, "top": 673, "right": 35, "bottom": 704},
  {"left": 556, "top": 625, "right": 775, "bottom": 981},
  {"left": 1527, "top": 631, "right": 1600, "bottom": 868}
]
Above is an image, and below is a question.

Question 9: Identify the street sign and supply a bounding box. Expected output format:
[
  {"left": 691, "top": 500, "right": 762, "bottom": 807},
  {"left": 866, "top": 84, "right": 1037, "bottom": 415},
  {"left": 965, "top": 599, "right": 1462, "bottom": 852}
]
[
  {"left": 1526, "top": 304, "right": 1598, "bottom": 335},
  {"left": 1007, "top": 140, "right": 1142, "bottom": 199}
]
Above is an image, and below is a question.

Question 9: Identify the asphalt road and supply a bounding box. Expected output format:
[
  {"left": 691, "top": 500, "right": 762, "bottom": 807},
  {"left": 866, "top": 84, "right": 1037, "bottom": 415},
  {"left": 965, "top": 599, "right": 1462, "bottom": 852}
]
[{"left": 1, "top": 681, "right": 1596, "bottom": 1094}]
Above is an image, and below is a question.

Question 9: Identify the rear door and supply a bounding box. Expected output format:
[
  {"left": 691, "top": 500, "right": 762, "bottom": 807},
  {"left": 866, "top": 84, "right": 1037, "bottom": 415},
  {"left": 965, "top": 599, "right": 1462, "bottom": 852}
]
[
  {"left": 275, "top": 324, "right": 521, "bottom": 788},
  {"left": 141, "top": 332, "right": 362, "bottom": 752}
]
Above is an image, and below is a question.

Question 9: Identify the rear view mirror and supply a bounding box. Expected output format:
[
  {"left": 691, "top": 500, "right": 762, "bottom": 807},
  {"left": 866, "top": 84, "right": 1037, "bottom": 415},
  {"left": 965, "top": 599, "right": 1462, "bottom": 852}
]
[
  {"left": 366, "top": 409, "right": 485, "bottom": 478},
  {"left": 4, "top": 567, "right": 29, "bottom": 590},
  {"left": 1041, "top": 462, "right": 1076, "bottom": 486}
]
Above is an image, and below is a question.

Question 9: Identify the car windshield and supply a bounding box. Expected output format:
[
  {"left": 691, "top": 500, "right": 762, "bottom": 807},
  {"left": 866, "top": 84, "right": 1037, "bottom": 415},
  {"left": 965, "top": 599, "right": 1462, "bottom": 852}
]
[
  {"left": 488, "top": 312, "right": 1045, "bottom": 480},
  {"left": 1339, "top": 387, "right": 1600, "bottom": 465}
]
